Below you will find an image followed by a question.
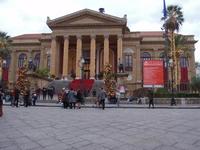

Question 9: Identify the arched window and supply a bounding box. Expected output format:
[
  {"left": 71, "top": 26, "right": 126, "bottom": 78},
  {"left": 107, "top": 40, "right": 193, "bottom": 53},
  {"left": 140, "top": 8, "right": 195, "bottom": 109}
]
[
  {"left": 141, "top": 52, "right": 151, "bottom": 60},
  {"left": 18, "top": 53, "right": 27, "bottom": 68},
  {"left": 34, "top": 53, "right": 40, "bottom": 69}
]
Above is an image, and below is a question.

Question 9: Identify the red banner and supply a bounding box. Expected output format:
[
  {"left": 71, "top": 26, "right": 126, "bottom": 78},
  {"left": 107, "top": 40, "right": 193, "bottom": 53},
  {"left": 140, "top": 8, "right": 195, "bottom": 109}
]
[
  {"left": 180, "top": 67, "right": 188, "bottom": 82},
  {"left": 143, "top": 60, "right": 164, "bottom": 87},
  {"left": 2, "top": 68, "right": 8, "bottom": 81}
]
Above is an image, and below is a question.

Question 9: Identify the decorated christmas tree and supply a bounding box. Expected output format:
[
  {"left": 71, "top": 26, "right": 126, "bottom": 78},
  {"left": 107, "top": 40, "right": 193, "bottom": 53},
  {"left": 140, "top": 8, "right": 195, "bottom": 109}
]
[
  {"left": 15, "top": 64, "right": 30, "bottom": 95},
  {"left": 103, "top": 63, "right": 116, "bottom": 98}
]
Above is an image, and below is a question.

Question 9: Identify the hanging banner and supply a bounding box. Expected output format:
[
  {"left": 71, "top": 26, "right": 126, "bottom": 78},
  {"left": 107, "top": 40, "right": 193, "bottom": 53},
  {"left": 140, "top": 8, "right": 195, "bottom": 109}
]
[{"left": 143, "top": 60, "right": 164, "bottom": 87}]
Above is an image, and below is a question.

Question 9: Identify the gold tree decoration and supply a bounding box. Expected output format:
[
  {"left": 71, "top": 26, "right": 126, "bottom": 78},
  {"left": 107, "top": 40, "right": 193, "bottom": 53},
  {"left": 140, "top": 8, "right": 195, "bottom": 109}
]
[
  {"left": 103, "top": 63, "right": 116, "bottom": 97},
  {"left": 15, "top": 64, "right": 30, "bottom": 95}
]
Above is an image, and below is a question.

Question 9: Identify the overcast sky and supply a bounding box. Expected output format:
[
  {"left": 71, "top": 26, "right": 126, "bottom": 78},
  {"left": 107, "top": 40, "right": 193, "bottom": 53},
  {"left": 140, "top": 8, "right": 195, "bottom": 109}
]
[{"left": 0, "top": 0, "right": 199, "bottom": 62}]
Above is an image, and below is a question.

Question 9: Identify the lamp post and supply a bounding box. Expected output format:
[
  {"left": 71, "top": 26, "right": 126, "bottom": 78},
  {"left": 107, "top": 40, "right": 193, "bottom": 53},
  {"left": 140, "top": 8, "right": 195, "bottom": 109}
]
[
  {"left": 79, "top": 57, "right": 85, "bottom": 95},
  {"left": 80, "top": 57, "right": 85, "bottom": 79},
  {"left": 2, "top": 60, "right": 7, "bottom": 88},
  {"left": 169, "top": 59, "right": 176, "bottom": 106}
]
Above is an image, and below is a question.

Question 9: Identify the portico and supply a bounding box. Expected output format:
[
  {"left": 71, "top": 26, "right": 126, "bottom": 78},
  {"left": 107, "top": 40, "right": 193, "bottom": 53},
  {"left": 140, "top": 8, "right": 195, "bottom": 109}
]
[
  {"left": 47, "top": 9, "right": 125, "bottom": 79},
  {"left": 50, "top": 33, "right": 123, "bottom": 79}
]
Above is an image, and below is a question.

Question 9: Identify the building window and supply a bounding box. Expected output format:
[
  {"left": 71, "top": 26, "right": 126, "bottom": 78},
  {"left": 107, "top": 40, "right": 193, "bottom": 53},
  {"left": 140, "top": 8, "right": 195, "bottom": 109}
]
[
  {"left": 159, "top": 52, "right": 164, "bottom": 60},
  {"left": 18, "top": 53, "right": 27, "bottom": 68},
  {"left": 125, "top": 54, "right": 132, "bottom": 71},
  {"left": 180, "top": 56, "right": 188, "bottom": 67},
  {"left": 34, "top": 53, "right": 40, "bottom": 69}
]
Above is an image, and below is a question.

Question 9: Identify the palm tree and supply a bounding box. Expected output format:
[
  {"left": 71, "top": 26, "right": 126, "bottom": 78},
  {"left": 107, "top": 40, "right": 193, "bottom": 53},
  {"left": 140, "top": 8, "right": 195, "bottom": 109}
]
[
  {"left": 162, "top": 5, "right": 184, "bottom": 92},
  {"left": 0, "top": 31, "right": 10, "bottom": 59}
]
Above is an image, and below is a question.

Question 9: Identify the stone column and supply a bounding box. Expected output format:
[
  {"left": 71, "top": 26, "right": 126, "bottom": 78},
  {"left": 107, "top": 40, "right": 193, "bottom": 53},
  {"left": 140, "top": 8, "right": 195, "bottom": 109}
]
[
  {"left": 50, "top": 36, "right": 57, "bottom": 76},
  {"left": 103, "top": 34, "right": 109, "bottom": 67},
  {"left": 189, "top": 49, "right": 196, "bottom": 80},
  {"left": 90, "top": 34, "right": 96, "bottom": 79},
  {"left": 75, "top": 35, "right": 82, "bottom": 79},
  {"left": 62, "top": 35, "right": 69, "bottom": 77},
  {"left": 117, "top": 34, "right": 123, "bottom": 72},
  {"left": 39, "top": 46, "right": 45, "bottom": 69},
  {"left": 9, "top": 50, "right": 17, "bottom": 86},
  {"left": 135, "top": 46, "right": 142, "bottom": 89}
]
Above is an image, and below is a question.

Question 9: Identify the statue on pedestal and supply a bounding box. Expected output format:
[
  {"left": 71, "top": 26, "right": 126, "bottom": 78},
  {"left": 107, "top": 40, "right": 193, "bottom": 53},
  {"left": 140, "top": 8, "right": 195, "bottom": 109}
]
[
  {"left": 119, "top": 63, "right": 124, "bottom": 73},
  {"left": 118, "top": 58, "right": 124, "bottom": 73}
]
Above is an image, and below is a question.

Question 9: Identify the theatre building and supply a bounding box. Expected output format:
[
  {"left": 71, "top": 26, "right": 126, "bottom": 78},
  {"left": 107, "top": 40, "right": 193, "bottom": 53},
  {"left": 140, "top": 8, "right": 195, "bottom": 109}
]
[{"left": 8, "top": 8, "right": 197, "bottom": 92}]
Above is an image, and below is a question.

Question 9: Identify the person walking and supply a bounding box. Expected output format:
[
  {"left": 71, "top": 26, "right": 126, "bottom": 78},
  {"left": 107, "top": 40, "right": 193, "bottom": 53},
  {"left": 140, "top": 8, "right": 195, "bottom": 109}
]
[
  {"left": 76, "top": 89, "right": 83, "bottom": 109},
  {"left": 98, "top": 88, "right": 107, "bottom": 110},
  {"left": 14, "top": 88, "right": 20, "bottom": 107},
  {"left": 42, "top": 87, "right": 47, "bottom": 100},
  {"left": 148, "top": 89, "right": 154, "bottom": 108},
  {"left": 32, "top": 91, "right": 37, "bottom": 106}
]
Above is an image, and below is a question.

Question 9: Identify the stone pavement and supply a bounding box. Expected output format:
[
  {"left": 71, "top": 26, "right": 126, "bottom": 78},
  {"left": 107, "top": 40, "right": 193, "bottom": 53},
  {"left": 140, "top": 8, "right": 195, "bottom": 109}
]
[{"left": 1, "top": 106, "right": 200, "bottom": 150}]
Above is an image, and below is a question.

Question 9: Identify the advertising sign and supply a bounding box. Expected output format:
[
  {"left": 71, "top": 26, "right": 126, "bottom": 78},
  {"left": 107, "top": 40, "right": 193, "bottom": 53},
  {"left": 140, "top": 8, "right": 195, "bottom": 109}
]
[{"left": 143, "top": 60, "right": 164, "bottom": 87}]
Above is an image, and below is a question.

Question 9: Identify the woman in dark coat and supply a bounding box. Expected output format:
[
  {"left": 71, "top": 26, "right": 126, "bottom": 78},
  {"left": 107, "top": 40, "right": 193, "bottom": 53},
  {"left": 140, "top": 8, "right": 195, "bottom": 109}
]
[{"left": 76, "top": 89, "right": 83, "bottom": 109}]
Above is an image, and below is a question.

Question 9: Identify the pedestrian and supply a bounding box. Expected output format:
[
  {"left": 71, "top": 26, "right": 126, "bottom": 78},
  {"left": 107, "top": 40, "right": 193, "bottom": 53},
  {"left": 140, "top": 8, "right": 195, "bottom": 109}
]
[
  {"left": 32, "top": 91, "right": 37, "bottom": 106},
  {"left": 62, "top": 88, "right": 69, "bottom": 109},
  {"left": 24, "top": 90, "right": 30, "bottom": 107},
  {"left": 76, "top": 89, "right": 83, "bottom": 109},
  {"left": 148, "top": 89, "right": 154, "bottom": 108},
  {"left": 14, "top": 88, "right": 20, "bottom": 107},
  {"left": 98, "top": 87, "right": 107, "bottom": 110},
  {"left": 47, "top": 86, "right": 55, "bottom": 100},
  {"left": 68, "top": 89, "right": 76, "bottom": 109},
  {"left": 42, "top": 87, "right": 47, "bottom": 100}
]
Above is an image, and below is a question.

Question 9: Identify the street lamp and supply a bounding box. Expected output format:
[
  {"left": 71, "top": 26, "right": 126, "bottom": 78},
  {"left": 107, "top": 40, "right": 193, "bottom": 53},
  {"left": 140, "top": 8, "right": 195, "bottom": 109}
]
[
  {"left": 169, "top": 59, "right": 176, "bottom": 106},
  {"left": 1, "top": 60, "right": 7, "bottom": 88},
  {"left": 80, "top": 57, "right": 85, "bottom": 79}
]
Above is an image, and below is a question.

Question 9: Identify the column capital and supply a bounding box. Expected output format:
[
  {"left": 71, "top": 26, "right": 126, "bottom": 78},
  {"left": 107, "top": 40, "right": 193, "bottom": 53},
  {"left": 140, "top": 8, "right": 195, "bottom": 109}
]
[
  {"left": 117, "top": 34, "right": 123, "bottom": 39},
  {"left": 64, "top": 35, "right": 69, "bottom": 40},
  {"left": 90, "top": 34, "right": 96, "bottom": 39},
  {"left": 28, "top": 49, "right": 32, "bottom": 53},
  {"left": 51, "top": 35, "right": 56, "bottom": 40},
  {"left": 76, "top": 34, "right": 82, "bottom": 39},
  {"left": 104, "top": 34, "right": 109, "bottom": 39}
]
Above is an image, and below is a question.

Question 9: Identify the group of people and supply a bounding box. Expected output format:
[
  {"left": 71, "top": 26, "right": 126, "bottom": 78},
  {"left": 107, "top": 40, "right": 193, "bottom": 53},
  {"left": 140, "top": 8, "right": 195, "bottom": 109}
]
[
  {"left": 40, "top": 86, "right": 55, "bottom": 100},
  {"left": 12, "top": 88, "right": 38, "bottom": 107},
  {"left": 58, "top": 87, "right": 107, "bottom": 110},
  {"left": 58, "top": 88, "right": 83, "bottom": 109}
]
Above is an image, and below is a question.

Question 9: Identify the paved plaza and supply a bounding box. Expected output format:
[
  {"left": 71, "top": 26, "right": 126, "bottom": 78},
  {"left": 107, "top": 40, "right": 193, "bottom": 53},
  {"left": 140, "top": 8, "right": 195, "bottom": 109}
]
[{"left": 0, "top": 106, "right": 200, "bottom": 150}]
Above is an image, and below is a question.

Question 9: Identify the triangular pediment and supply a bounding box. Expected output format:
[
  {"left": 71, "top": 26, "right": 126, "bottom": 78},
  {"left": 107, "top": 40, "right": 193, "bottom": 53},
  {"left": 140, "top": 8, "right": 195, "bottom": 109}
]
[
  {"left": 69, "top": 17, "right": 104, "bottom": 25},
  {"left": 47, "top": 9, "right": 126, "bottom": 29}
]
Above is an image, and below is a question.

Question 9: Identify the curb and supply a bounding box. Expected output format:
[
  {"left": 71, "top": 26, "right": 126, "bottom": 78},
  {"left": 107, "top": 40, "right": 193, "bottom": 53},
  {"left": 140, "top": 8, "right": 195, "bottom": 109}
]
[{"left": 3, "top": 103, "right": 200, "bottom": 109}]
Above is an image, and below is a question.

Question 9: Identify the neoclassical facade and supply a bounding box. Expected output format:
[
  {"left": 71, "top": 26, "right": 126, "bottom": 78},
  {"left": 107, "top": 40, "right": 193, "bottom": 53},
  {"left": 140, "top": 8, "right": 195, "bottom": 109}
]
[{"left": 9, "top": 9, "right": 197, "bottom": 91}]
